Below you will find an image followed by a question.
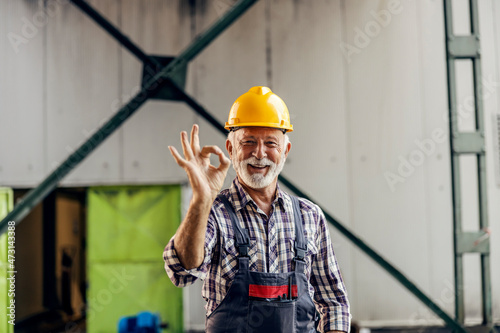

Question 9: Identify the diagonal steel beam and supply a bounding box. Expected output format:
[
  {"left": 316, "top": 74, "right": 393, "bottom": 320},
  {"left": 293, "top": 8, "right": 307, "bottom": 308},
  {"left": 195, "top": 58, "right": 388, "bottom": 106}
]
[
  {"left": 65, "top": 2, "right": 468, "bottom": 331},
  {"left": 0, "top": 0, "right": 259, "bottom": 233},
  {"left": 69, "top": 0, "right": 227, "bottom": 134}
]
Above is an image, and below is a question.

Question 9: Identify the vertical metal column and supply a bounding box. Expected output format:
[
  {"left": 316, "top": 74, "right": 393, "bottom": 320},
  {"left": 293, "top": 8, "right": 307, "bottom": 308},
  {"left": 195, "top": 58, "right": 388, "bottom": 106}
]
[{"left": 443, "top": 0, "right": 492, "bottom": 330}]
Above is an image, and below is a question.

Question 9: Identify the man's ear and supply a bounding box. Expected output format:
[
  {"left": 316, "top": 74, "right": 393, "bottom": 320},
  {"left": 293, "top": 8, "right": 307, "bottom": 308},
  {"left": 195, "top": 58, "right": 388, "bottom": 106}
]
[
  {"left": 226, "top": 139, "right": 233, "bottom": 158},
  {"left": 284, "top": 141, "right": 291, "bottom": 158}
]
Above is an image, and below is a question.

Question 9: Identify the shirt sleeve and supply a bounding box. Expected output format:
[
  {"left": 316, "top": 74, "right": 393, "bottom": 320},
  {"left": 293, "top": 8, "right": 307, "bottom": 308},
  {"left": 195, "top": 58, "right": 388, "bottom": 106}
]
[
  {"left": 310, "top": 207, "right": 351, "bottom": 333},
  {"left": 163, "top": 210, "right": 218, "bottom": 287}
]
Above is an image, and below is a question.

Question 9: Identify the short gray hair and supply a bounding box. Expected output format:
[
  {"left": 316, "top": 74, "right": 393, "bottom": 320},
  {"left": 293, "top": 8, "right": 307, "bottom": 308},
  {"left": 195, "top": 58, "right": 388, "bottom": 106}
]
[{"left": 227, "top": 130, "right": 290, "bottom": 147}]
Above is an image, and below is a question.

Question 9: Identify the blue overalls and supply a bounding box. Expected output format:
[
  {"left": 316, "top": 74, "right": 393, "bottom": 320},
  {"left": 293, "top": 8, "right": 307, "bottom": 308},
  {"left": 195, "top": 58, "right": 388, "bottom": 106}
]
[{"left": 206, "top": 194, "right": 318, "bottom": 333}]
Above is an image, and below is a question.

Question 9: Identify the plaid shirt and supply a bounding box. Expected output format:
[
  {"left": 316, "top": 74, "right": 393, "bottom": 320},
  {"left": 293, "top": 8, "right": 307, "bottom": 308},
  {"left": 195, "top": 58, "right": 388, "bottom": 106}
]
[{"left": 163, "top": 178, "right": 351, "bottom": 333}]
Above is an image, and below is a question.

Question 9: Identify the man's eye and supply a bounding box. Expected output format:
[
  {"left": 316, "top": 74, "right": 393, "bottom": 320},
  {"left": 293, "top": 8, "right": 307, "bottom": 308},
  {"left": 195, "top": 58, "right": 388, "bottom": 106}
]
[
  {"left": 266, "top": 142, "right": 278, "bottom": 147},
  {"left": 242, "top": 141, "right": 256, "bottom": 145}
]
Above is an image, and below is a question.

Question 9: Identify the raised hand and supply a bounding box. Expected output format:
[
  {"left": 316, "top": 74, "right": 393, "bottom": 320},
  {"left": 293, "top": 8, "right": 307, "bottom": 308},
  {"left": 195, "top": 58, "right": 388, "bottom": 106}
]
[{"left": 169, "top": 124, "right": 231, "bottom": 202}]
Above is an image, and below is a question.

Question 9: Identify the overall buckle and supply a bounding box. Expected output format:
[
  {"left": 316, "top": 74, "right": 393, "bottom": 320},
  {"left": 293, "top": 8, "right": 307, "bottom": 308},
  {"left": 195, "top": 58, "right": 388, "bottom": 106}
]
[
  {"left": 238, "top": 243, "right": 249, "bottom": 257},
  {"left": 294, "top": 245, "right": 307, "bottom": 262}
]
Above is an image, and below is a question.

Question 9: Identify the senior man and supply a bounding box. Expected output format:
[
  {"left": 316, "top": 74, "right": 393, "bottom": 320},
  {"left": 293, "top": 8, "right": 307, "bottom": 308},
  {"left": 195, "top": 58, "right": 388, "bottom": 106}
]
[{"left": 163, "top": 86, "right": 350, "bottom": 333}]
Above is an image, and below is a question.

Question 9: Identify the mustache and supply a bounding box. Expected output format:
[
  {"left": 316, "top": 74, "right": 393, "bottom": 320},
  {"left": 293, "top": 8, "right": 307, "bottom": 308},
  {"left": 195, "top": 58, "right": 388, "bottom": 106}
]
[{"left": 241, "top": 157, "right": 274, "bottom": 167}]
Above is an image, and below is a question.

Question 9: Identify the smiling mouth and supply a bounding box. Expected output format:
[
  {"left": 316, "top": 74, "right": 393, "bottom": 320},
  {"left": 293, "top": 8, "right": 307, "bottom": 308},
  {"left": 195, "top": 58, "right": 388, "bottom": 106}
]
[{"left": 248, "top": 164, "right": 269, "bottom": 170}]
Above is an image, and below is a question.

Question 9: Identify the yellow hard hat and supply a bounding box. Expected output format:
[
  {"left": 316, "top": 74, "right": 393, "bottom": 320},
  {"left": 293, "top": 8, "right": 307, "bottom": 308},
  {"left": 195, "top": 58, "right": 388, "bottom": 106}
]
[{"left": 225, "top": 86, "right": 293, "bottom": 132}]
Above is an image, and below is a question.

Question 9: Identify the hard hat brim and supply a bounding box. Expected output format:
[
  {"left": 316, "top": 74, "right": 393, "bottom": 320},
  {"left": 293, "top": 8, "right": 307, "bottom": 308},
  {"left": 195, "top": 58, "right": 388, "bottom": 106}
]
[{"left": 224, "top": 122, "right": 293, "bottom": 132}]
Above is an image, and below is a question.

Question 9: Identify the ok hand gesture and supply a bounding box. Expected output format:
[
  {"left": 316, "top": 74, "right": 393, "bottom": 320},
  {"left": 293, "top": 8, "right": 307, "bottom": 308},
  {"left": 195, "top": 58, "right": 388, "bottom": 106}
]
[{"left": 169, "top": 124, "right": 231, "bottom": 203}]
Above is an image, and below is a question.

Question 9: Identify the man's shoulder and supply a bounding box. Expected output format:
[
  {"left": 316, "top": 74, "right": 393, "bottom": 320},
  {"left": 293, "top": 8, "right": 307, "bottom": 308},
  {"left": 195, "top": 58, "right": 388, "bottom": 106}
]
[
  {"left": 283, "top": 192, "right": 323, "bottom": 216},
  {"left": 296, "top": 196, "right": 319, "bottom": 210}
]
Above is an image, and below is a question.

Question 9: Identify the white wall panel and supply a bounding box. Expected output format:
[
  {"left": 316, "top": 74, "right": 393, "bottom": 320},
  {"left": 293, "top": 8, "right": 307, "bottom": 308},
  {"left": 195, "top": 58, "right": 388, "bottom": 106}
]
[
  {"left": 451, "top": 0, "right": 472, "bottom": 35},
  {"left": 120, "top": 0, "right": 195, "bottom": 184},
  {"left": 46, "top": 0, "right": 121, "bottom": 186},
  {"left": 415, "top": 0, "right": 455, "bottom": 324},
  {"left": 0, "top": 0, "right": 45, "bottom": 187},
  {"left": 342, "top": 0, "right": 432, "bottom": 324}
]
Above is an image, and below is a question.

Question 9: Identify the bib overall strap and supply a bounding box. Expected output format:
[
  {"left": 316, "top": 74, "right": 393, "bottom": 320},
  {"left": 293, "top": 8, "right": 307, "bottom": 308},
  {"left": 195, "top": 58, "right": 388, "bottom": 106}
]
[
  {"left": 217, "top": 194, "right": 250, "bottom": 257},
  {"left": 290, "top": 196, "right": 307, "bottom": 262}
]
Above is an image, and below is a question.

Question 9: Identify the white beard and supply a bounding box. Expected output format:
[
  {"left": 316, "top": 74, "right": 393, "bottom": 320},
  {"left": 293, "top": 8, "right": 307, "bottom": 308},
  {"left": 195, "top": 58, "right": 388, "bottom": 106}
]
[{"left": 232, "top": 153, "right": 286, "bottom": 189}]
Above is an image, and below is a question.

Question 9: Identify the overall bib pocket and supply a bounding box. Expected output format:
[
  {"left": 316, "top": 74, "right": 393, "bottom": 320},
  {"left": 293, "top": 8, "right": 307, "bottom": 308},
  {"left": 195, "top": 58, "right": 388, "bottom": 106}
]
[{"left": 247, "top": 300, "right": 296, "bottom": 333}]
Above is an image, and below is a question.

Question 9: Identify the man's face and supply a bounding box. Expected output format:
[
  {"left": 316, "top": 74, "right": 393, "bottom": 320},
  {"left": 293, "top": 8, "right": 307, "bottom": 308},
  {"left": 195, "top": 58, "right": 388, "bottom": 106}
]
[{"left": 226, "top": 127, "right": 291, "bottom": 190}]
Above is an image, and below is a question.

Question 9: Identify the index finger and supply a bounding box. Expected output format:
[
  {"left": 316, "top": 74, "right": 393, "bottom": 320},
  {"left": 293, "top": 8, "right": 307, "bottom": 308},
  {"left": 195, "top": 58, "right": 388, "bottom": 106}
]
[
  {"left": 191, "top": 124, "right": 200, "bottom": 154},
  {"left": 200, "top": 145, "right": 222, "bottom": 159}
]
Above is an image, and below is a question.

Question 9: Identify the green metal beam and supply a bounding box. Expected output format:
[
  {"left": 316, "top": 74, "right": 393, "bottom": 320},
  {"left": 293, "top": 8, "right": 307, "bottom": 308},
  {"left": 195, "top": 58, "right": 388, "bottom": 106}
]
[{"left": 0, "top": 0, "right": 259, "bottom": 234}]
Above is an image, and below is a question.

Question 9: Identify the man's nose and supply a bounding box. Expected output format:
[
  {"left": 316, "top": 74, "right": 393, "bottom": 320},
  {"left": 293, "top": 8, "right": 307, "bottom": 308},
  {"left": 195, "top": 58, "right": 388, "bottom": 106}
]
[{"left": 252, "top": 143, "right": 267, "bottom": 159}]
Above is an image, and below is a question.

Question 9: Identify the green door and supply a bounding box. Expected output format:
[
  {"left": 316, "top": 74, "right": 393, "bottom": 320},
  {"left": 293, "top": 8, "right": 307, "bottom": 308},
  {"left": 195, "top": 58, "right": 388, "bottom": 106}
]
[
  {"left": 87, "top": 185, "right": 183, "bottom": 333},
  {"left": 0, "top": 188, "right": 14, "bottom": 333}
]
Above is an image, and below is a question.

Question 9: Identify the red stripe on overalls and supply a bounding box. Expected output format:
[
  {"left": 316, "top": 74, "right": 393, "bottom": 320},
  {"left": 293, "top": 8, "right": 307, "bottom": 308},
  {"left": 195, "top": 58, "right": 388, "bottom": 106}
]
[{"left": 249, "top": 284, "right": 298, "bottom": 298}]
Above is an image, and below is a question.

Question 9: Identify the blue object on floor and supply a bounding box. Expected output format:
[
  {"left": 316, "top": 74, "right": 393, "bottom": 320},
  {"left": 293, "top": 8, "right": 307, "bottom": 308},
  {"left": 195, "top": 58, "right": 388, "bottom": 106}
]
[{"left": 118, "top": 311, "right": 166, "bottom": 333}]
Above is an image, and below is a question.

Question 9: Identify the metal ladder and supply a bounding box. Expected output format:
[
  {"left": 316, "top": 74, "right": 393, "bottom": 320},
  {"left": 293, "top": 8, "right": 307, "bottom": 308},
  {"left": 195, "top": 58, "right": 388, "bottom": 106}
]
[{"left": 443, "top": 0, "right": 492, "bottom": 330}]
